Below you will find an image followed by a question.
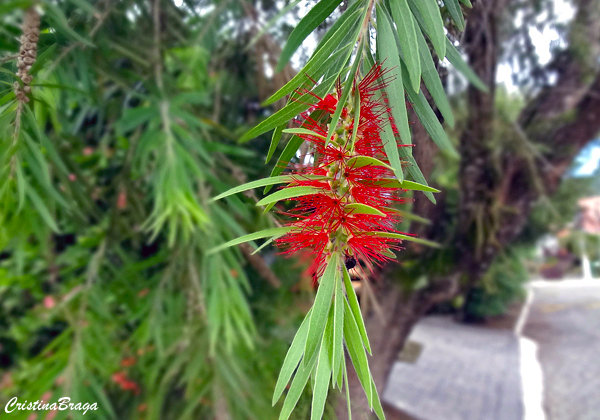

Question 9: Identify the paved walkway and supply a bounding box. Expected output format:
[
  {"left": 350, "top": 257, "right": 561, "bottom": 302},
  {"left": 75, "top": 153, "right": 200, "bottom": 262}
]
[
  {"left": 382, "top": 278, "right": 600, "bottom": 420},
  {"left": 523, "top": 279, "right": 600, "bottom": 420},
  {"left": 382, "top": 316, "right": 523, "bottom": 420}
]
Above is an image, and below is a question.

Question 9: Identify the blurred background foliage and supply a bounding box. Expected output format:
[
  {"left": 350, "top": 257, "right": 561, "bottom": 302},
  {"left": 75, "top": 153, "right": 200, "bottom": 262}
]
[
  {"left": 1, "top": 0, "right": 600, "bottom": 419},
  {"left": 0, "top": 0, "right": 327, "bottom": 418}
]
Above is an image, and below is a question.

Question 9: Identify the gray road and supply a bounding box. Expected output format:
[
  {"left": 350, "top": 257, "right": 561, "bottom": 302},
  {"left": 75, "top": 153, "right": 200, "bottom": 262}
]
[{"left": 523, "top": 280, "right": 600, "bottom": 420}]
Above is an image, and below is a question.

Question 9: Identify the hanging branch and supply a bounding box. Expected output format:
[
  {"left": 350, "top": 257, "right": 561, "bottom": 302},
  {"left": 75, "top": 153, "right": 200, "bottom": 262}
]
[
  {"left": 10, "top": 8, "right": 40, "bottom": 176},
  {"left": 209, "top": 0, "right": 481, "bottom": 418}
]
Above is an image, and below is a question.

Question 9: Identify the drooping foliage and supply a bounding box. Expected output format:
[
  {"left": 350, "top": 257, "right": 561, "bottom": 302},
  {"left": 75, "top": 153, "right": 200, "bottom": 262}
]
[
  {"left": 0, "top": 0, "right": 481, "bottom": 419},
  {"left": 0, "top": 1, "right": 292, "bottom": 418},
  {"left": 212, "top": 0, "right": 485, "bottom": 417}
]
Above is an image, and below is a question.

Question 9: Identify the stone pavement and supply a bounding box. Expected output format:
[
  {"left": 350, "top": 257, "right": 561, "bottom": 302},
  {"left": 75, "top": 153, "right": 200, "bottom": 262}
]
[
  {"left": 382, "top": 316, "right": 523, "bottom": 420},
  {"left": 523, "top": 279, "right": 600, "bottom": 420}
]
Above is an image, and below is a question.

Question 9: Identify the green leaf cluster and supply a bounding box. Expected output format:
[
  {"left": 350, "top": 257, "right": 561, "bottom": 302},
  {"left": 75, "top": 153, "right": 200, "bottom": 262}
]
[{"left": 0, "top": 1, "right": 310, "bottom": 418}]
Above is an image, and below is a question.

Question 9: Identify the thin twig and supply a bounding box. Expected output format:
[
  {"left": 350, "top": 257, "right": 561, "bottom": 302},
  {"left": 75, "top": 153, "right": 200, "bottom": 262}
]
[
  {"left": 153, "top": 0, "right": 164, "bottom": 94},
  {"left": 0, "top": 54, "right": 18, "bottom": 64},
  {"left": 9, "top": 102, "right": 23, "bottom": 178},
  {"left": 239, "top": 242, "right": 281, "bottom": 288}
]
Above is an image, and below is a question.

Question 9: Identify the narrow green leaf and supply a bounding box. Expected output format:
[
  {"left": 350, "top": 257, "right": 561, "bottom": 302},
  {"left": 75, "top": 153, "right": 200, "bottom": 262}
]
[
  {"left": 265, "top": 123, "right": 287, "bottom": 163},
  {"left": 304, "top": 254, "right": 340, "bottom": 366},
  {"left": 21, "top": 135, "right": 68, "bottom": 211},
  {"left": 324, "top": 36, "right": 365, "bottom": 146},
  {"left": 344, "top": 364, "right": 352, "bottom": 420},
  {"left": 26, "top": 188, "right": 59, "bottom": 232},
  {"left": 278, "top": 356, "right": 316, "bottom": 420},
  {"left": 256, "top": 186, "right": 319, "bottom": 207},
  {"left": 346, "top": 155, "right": 393, "bottom": 170},
  {"left": 377, "top": 5, "right": 412, "bottom": 180},
  {"left": 265, "top": 8, "right": 362, "bottom": 105},
  {"left": 277, "top": 0, "right": 344, "bottom": 72},
  {"left": 207, "top": 227, "right": 294, "bottom": 254},
  {"left": 388, "top": 0, "right": 421, "bottom": 91},
  {"left": 445, "top": 38, "right": 488, "bottom": 92},
  {"left": 407, "top": 0, "right": 446, "bottom": 58},
  {"left": 399, "top": 148, "right": 436, "bottom": 203},
  {"left": 381, "top": 248, "right": 396, "bottom": 258},
  {"left": 344, "top": 203, "right": 386, "bottom": 217},
  {"left": 342, "top": 265, "right": 371, "bottom": 353},
  {"left": 45, "top": 3, "right": 95, "bottom": 47},
  {"left": 336, "top": 356, "right": 344, "bottom": 390},
  {"left": 384, "top": 208, "right": 432, "bottom": 225},
  {"left": 282, "top": 128, "right": 326, "bottom": 139},
  {"left": 242, "top": 71, "right": 340, "bottom": 143},
  {"left": 260, "top": 198, "right": 277, "bottom": 214},
  {"left": 266, "top": 136, "right": 304, "bottom": 191},
  {"left": 370, "top": 376, "right": 387, "bottom": 420},
  {"left": 266, "top": 108, "right": 329, "bottom": 191},
  {"left": 444, "top": 0, "right": 465, "bottom": 30},
  {"left": 108, "top": 41, "right": 151, "bottom": 67},
  {"left": 360, "top": 178, "right": 440, "bottom": 192},
  {"left": 0, "top": 68, "right": 20, "bottom": 81},
  {"left": 403, "top": 66, "right": 457, "bottom": 156},
  {"left": 29, "top": 83, "right": 87, "bottom": 95},
  {"left": 21, "top": 104, "right": 42, "bottom": 141},
  {"left": 15, "top": 158, "right": 25, "bottom": 211},
  {"left": 377, "top": 4, "right": 412, "bottom": 154},
  {"left": 22, "top": 135, "right": 50, "bottom": 188},
  {"left": 251, "top": 234, "right": 284, "bottom": 255},
  {"left": 29, "top": 44, "right": 57, "bottom": 75},
  {"left": 88, "top": 376, "right": 118, "bottom": 419},
  {"left": 0, "top": 91, "right": 15, "bottom": 107},
  {"left": 211, "top": 175, "right": 294, "bottom": 201},
  {"left": 414, "top": 25, "right": 454, "bottom": 127},
  {"left": 349, "top": 81, "right": 361, "bottom": 148},
  {"left": 370, "top": 231, "right": 441, "bottom": 248},
  {"left": 311, "top": 335, "right": 332, "bottom": 420},
  {"left": 240, "top": 102, "right": 311, "bottom": 144},
  {"left": 117, "top": 106, "right": 158, "bottom": 134},
  {"left": 343, "top": 298, "right": 373, "bottom": 406},
  {"left": 459, "top": 0, "right": 472, "bottom": 7},
  {"left": 273, "top": 309, "right": 313, "bottom": 405},
  {"left": 312, "top": 0, "right": 364, "bottom": 56},
  {"left": 379, "top": 112, "right": 403, "bottom": 181},
  {"left": 332, "top": 274, "right": 344, "bottom": 387},
  {"left": 321, "top": 47, "right": 354, "bottom": 81}
]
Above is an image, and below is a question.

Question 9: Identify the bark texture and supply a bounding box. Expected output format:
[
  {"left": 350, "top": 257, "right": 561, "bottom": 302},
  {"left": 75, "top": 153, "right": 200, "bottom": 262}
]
[{"left": 458, "top": 0, "right": 600, "bottom": 294}]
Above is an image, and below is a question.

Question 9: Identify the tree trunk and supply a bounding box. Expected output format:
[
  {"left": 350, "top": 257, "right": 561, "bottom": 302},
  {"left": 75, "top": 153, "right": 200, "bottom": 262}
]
[
  {"left": 456, "top": 0, "right": 600, "bottom": 305},
  {"left": 454, "top": 0, "right": 510, "bottom": 290}
]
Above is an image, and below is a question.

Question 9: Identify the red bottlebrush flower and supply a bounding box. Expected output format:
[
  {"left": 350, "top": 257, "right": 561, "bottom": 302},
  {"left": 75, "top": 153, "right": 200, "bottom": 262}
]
[
  {"left": 275, "top": 64, "right": 410, "bottom": 276},
  {"left": 112, "top": 371, "right": 141, "bottom": 395}
]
